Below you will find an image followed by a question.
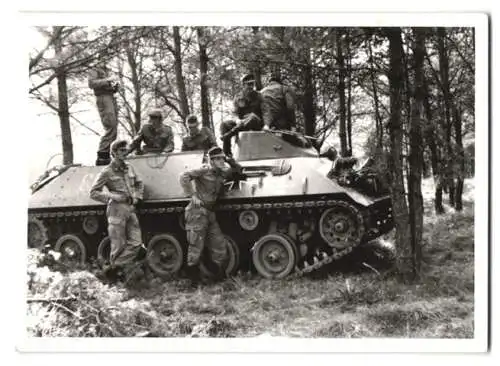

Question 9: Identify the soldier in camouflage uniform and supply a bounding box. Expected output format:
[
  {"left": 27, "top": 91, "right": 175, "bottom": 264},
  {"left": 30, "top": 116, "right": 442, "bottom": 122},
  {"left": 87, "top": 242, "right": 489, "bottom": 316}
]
[
  {"left": 90, "top": 140, "right": 146, "bottom": 282},
  {"left": 126, "top": 108, "right": 175, "bottom": 155},
  {"left": 88, "top": 61, "right": 120, "bottom": 166},
  {"left": 179, "top": 146, "right": 244, "bottom": 285},
  {"left": 220, "top": 74, "right": 264, "bottom": 157},
  {"left": 260, "top": 73, "right": 297, "bottom": 131},
  {"left": 181, "top": 114, "right": 218, "bottom": 152}
]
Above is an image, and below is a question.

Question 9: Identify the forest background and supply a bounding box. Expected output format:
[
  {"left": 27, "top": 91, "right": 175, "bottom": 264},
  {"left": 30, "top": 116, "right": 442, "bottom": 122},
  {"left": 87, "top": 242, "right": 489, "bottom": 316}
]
[{"left": 27, "top": 24, "right": 479, "bottom": 280}]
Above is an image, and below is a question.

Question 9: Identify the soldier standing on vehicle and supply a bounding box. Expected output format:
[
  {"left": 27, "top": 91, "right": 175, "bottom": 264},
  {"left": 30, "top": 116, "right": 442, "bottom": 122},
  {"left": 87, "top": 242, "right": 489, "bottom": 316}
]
[
  {"left": 220, "top": 74, "right": 264, "bottom": 157},
  {"left": 181, "top": 114, "right": 218, "bottom": 152},
  {"left": 126, "top": 108, "right": 175, "bottom": 155},
  {"left": 90, "top": 139, "right": 146, "bottom": 283},
  {"left": 88, "top": 59, "right": 120, "bottom": 166},
  {"left": 260, "top": 73, "right": 297, "bottom": 131},
  {"left": 179, "top": 146, "right": 244, "bottom": 286}
]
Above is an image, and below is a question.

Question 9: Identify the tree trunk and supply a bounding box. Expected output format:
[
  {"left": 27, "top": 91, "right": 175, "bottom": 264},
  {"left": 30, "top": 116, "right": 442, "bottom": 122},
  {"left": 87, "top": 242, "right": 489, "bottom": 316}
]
[
  {"left": 402, "top": 40, "right": 412, "bottom": 183},
  {"left": 437, "top": 27, "right": 455, "bottom": 207},
  {"left": 251, "top": 26, "right": 263, "bottom": 91},
  {"left": 125, "top": 46, "right": 141, "bottom": 134},
  {"left": 408, "top": 27, "right": 426, "bottom": 280},
  {"left": 387, "top": 27, "right": 412, "bottom": 281},
  {"left": 423, "top": 77, "right": 445, "bottom": 214},
  {"left": 173, "top": 26, "right": 190, "bottom": 121},
  {"left": 453, "top": 105, "right": 464, "bottom": 211},
  {"left": 368, "top": 38, "right": 383, "bottom": 149},
  {"left": 302, "top": 46, "right": 315, "bottom": 136},
  {"left": 346, "top": 30, "right": 353, "bottom": 156},
  {"left": 54, "top": 26, "right": 73, "bottom": 165},
  {"left": 197, "top": 27, "right": 211, "bottom": 129},
  {"left": 336, "top": 29, "right": 348, "bottom": 156}
]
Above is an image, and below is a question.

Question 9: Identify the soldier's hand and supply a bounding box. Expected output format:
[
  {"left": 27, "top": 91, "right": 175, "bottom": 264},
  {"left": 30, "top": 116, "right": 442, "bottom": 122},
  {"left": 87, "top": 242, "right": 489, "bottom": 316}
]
[
  {"left": 133, "top": 197, "right": 140, "bottom": 205},
  {"left": 263, "top": 125, "right": 270, "bottom": 131}
]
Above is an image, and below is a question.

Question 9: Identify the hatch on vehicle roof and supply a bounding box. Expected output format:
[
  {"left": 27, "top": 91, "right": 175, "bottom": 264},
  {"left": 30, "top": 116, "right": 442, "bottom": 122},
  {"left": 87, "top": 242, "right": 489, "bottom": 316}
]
[{"left": 234, "top": 131, "right": 318, "bottom": 161}]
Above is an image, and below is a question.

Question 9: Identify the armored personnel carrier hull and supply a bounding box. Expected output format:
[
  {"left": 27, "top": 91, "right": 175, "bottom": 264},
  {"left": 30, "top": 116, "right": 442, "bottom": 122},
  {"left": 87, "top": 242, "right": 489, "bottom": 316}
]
[{"left": 28, "top": 131, "right": 394, "bottom": 279}]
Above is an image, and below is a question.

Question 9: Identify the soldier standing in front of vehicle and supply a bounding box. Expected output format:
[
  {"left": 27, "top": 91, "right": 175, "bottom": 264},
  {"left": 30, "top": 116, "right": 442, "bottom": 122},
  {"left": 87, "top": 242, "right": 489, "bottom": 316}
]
[
  {"left": 90, "top": 139, "right": 146, "bottom": 283},
  {"left": 181, "top": 114, "right": 218, "bottom": 152},
  {"left": 88, "top": 59, "right": 120, "bottom": 166},
  {"left": 126, "top": 108, "right": 175, "bottom": 155},
  {"left": 179, "top": 146, "right": 244, "bottom": 286},
  {"left": 220, "top": 74, "right": 264, "bottom": 157}
]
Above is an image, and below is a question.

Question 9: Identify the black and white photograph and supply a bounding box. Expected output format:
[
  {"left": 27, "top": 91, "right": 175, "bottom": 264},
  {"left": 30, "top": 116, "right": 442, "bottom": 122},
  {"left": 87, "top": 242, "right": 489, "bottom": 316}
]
[{"left": 16, "top": 10, "right": 489, "bottom": 354}]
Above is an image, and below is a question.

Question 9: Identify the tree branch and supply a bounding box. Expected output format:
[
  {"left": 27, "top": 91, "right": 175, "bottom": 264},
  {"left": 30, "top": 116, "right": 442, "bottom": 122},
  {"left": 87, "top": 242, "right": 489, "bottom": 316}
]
[
  {"left": 29, "top": 27, "right": 64, "bottom": 71},
  {"left": 31, "top": 90, "right": 101, "bottom": 136}
]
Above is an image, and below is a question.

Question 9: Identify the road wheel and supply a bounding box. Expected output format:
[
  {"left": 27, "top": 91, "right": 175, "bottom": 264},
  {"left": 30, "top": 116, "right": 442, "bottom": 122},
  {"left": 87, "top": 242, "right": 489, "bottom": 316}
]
[
  {"left": 54, "top": 234, "right": 87, "bottom": 265},
  {"left": 252, "top": 233, "right": 297, "bottom": 279},
  {"left": 146, "top": 234, "right": 184, "bottom": 276},
  {"left": 319, "top": 202, "right": 364, "bottom": 250}
]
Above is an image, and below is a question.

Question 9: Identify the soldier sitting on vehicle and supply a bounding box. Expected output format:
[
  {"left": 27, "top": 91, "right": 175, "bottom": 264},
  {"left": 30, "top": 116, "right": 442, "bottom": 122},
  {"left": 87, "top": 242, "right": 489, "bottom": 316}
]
[
  {"left": 220, "top": 73, "right": 264, "bottom": 157},
  {"left": 90, "top": 139, "right": 147, "bottom": 284},
  {"left": 260, "top": 72, "right": 297, "bottom": 132},
  {"left": 181, "top": 114, "right": 218, "bottom": 152},
  {"left": 126, "top": 108, "right": 174, "bottom": 155}
]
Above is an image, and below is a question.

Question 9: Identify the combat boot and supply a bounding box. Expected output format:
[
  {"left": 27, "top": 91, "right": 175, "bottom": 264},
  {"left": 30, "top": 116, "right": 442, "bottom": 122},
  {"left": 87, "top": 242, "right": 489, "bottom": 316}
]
[
  {"left": 185, "top": 264, "right": 201, "bottom": 288},
  {"left": 101, "top": 264, "right": 122, "bottom": 284},
  {"left": 222, "top": 137, "right": 233, "bottom": 158},
  {"left": 212, "top": 262, "right": 227, "bottom": 282}
]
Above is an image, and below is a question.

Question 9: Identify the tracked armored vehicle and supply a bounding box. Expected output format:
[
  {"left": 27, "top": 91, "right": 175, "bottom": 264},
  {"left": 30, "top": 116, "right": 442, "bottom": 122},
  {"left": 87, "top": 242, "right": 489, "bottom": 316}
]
[{"left": 27, "top": 130, "right": 394, "bottom": 279}]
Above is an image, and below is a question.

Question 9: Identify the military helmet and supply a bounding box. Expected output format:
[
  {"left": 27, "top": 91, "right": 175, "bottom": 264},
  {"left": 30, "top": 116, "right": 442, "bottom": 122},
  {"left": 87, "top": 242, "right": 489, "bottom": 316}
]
[
  {"left": 208, "top": 146, "right": 226, "bottom": 160},
  {"left": 110, "top": 139, "right": 128, "bottom": 157},
  {"left": 241, "top": 73, "right": 255, "bottom": 84},
  {"left": 148, "top": 108, "right": 163, "bottom": 118}
]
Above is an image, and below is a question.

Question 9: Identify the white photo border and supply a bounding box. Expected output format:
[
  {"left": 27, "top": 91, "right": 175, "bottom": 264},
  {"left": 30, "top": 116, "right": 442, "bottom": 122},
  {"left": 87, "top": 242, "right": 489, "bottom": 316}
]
[{"left": 16, "top": 11, "right": 489, "bottom": 353}]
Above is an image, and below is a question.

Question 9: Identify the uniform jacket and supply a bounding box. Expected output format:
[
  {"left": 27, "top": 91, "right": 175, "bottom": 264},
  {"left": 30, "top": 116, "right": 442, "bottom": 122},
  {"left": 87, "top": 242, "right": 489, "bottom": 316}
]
[
  {"left": 90, "top": 159, "right": 144, "bottom": 204},
  {"left": 129, "top": 123, "right": 175, "bottom": 154},
  {"left": 179, "top": 160, "right": 242, "bottom": 210},
  {"left": 260, "top": 81, "right": 296, "bottom": 129},
  {"left": 233, "top": 89, "right": 263, "bottom": 120},
  {"left": 181, "top": 127, "right": 218, "bottom": 152},
  {"left": 88, "top": 67, "right": 118, "bottom": 97}
]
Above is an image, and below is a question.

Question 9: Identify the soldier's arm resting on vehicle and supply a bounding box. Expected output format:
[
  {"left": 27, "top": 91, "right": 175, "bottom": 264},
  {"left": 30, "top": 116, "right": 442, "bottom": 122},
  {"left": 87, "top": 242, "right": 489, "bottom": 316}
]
[
  {"left": 224, "top": 157, "right": 245, "bottom": 180},
  {"left": 164, "top": 127, "right": 175, "bottom": 153},
  {"left": 126, "top": 129, "right": 144, "bottom": 155},
  {"left": 179, "top": 167, "right": 209, "bottom": 195},
  {"left": 179, "top": 168, "right": 208, "bottom": 207},
  {"left": 90, "top": 170, "right": 125, "bottom": 204}
]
